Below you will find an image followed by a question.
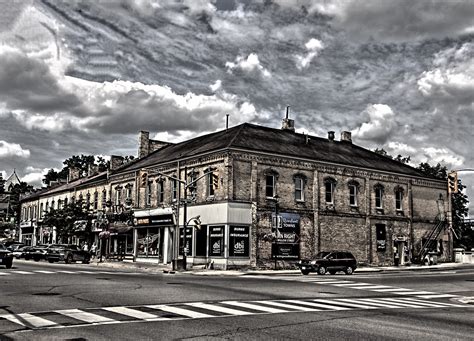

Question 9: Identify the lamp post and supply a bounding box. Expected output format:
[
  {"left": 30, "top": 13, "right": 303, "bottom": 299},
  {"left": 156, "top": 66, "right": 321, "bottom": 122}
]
[
  {"left": 141, "top": 166, "right": 214, "bottom": 271},
  {"left": 273, "top": 195, "right": 280, "bottom": 270}
]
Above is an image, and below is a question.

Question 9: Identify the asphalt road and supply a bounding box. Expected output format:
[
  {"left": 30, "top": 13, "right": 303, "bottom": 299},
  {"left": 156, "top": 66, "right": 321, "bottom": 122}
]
[{"left": 0, "top": 260, "right": 473, "bottom": 340}]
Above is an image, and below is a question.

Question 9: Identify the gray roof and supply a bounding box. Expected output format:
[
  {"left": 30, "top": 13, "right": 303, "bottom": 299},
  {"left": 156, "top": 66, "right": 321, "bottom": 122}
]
[{"left": 115, "top": 123, "right": 429, "bottom": 179}]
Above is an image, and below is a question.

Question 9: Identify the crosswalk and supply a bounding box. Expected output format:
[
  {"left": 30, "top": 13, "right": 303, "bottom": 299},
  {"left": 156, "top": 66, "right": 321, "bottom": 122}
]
[
  {"left": 0, "top": 270, "right": 141, "bottom": 276},
  {"left": 243, "top": 275, "right": 461, "bottom": 299},
  {"left": 0, "top": 297, "right": 467, "bottom": 331}
]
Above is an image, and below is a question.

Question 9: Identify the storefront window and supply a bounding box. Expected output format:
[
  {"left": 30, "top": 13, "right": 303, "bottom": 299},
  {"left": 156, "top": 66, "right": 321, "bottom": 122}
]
[
  {"left": 209, "top": 225, "right": 225, "bottom": 257},
  {"left": 137, "top": 227, "right": 161, "bottom": 258},
  {"left": 229, "top": 226, "right": 250, "bottom": 257},
  {"left": 195, "top": 225, "right": 207, "bottom": 257}
]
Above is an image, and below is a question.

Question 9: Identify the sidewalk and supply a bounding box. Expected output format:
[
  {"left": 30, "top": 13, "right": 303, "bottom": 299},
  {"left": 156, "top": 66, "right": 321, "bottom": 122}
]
[{"left": 88, "top": 259, "right": 474, "bottom": 276}]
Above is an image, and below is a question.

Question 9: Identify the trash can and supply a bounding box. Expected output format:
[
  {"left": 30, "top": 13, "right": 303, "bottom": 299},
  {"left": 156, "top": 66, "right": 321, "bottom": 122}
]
[
  {"left": 428, "top": 252, "right": 438, "bottom": 265},
  {"left": 454, "top": 248, "right": 464, "bottom": 263}
]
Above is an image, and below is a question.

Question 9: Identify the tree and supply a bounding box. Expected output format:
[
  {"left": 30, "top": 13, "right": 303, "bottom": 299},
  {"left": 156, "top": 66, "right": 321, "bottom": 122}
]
[
  {"left": 417, "top": 162, "right": 447, "bottom": 180},
  {"left": 373, "top": 148, "right": 411, "bottom": 164},
  {"left": 42, "top": 199, "right": 93, "bottom": 242}
]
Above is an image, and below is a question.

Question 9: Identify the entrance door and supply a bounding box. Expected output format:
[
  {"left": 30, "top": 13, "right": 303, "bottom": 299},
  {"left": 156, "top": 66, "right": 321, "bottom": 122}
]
[{"left": 394, "top": 241, "right": 408, "bottom": 265}]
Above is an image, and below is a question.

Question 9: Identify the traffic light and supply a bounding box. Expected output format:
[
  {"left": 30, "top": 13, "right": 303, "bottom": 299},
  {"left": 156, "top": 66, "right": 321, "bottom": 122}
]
[
  {"left": 448, "top": 171, "right": 458, "bottom": 193},
  {"left": 140, "top": 171, "right": 148, "bottom": 187},
  {"left": 212, "top": 173, "right": 219, "bottom": 190}
]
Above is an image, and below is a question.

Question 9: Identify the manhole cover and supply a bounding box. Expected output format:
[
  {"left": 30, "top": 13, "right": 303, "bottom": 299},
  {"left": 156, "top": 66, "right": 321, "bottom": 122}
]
[{"left": 32, "top": 293, "right": 61, "bottom": 296}]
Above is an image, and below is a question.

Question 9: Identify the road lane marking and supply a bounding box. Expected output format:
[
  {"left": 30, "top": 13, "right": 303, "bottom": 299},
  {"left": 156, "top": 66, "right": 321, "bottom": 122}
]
[
  {"left": 11, "top": 271, "right": 34, "bottom": 275},
  {"left": 416, "top": 294, "right": 459, "bottom": 299},
  {"left": 351, "top": 285, "right": 393, "bottom": 289},
  {"left": 102, "top": 307, "right": 160, "bottom": 320},
  {"left": 33, "top": 270, "right": 56, "bottom": 274},
  {"left": 55, "top": 270, "right": 77, "bottom": 274},
  {"left": 359, "top": 298, "right": 434, "bottom": 308},
  {"left": 57, "top": 309, "right": 114, "bottom": 323},
  {"left": 394, "top": 291, "right": 436, "bottom": 295},
  {"left": 0, "top": 272, "right": 9, "bottom": 276},
  {"left": 221, "top": 301, "right": 288, "bottom": 313},
  {"left": 331, "top": 282, "right": 372, "bottom": 287},
  {"left": 372, "top": 288, "right": 414, "bottom": 292},
  {"left": 185, "top": 302, "right": 253, "bottom": 316},
  {"left": 378, "top": 298, "right": 452, "bottom": 308},
  {"left": 17, "top": 313, "right": 57, "bottom": 328},
  {"left": 146, "top": 305, "right": 214, "bottom": 318}
]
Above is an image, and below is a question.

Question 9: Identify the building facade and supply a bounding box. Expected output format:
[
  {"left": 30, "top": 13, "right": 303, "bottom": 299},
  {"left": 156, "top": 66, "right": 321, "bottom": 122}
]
[{"left": 20, "top": 120, "right": 451, "bottom": 268}]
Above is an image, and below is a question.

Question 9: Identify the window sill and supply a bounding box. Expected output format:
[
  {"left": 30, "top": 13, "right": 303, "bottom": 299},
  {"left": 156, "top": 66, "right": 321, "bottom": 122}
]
[
  {"left": 396, "top": 210, "right": 404, "bottom": 216},
  {"left": 325, "top": 204, "right": 335, "bottom": 211},
  {"left": 375, "top": 208, "right": 384, "bottom": 215},
  {"left": 350, "top": 206, "right": 359, "bottom": 212}
]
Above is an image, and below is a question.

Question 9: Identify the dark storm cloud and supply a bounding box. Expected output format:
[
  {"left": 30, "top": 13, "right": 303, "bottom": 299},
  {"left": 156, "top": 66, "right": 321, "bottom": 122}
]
[{"left": 0, "top": 47, "right": 81, "bottom": 113}]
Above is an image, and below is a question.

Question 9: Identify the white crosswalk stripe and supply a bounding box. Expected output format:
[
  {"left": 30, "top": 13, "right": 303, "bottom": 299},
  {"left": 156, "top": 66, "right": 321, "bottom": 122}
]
[
  {"left": 0, "top": 297, "right": 466, "bottom": 331},
  {"left": 33, "top": 270, "right": 56, "bottom": 274},
  {"left": 102, "top": 307, "right": 161, "bottom": 320},
  {"left": 17, "top": 313, "right": 58, "bottom": 328},
  {"left": 57, "top": 309, "right": 114, "bottom": 323},
  {"left": 243, "top": 275, "right": 460, "bottom": 299},
  {"left": 0, "top": 272, "right": 9, "bottom": 276},
  {"left": 11, "top": 271, "right": 35, "bottom": 274},
  {"left": 0, "top": 270, "right": 142, "bottom": 276},
  {"left": 146, "top": 305, "right": 214, "bottom": 318}
]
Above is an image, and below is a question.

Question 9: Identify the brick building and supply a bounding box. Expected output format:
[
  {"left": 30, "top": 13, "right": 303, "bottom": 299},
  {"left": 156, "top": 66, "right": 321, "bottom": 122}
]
[{"left": 19, "top": 119, "right": 451, "bottom": 268}]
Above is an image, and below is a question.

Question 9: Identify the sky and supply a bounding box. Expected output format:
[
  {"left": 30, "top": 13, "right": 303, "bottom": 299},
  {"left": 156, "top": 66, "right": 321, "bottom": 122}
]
[{"left": 0, "top": 0, "right": 473, "bottom": 214}]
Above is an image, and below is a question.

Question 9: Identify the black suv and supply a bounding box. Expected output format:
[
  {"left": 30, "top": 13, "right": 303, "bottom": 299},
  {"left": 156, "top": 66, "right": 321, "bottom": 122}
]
[
  {"left": 46, "top": 244, "right": 91, "bottom": 264},
  {"left": 298, "top": 251, "right": 357, "bottom": 275},
  {"left": 0, "top": 243, "right": 13, "bottom": 269}
]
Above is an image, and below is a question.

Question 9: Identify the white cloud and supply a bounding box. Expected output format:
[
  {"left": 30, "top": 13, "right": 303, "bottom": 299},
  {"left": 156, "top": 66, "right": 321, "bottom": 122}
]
[
  {"left": 418, "top": 42, "right": 474, "bottom": 104},
  {"left": 296, "top": 38, "right": 324, "bottom": 70},
  {"left": 420, "top": 147, "right": 465, "bottom": 168},
  {"left": 352, "top": 104, "right": 396, "bottom": 143},
  {"left": 386, "top": 141, "right": 417, "bottom": 155},
  {"left": 225, "top": 53, "right": 271, "bottom": 77},
  {"left": 209, "top": 79, "right": 222, "bottom": 92},
  {"left": 0, "top": 140, "right": 30, "bottom": 158}
]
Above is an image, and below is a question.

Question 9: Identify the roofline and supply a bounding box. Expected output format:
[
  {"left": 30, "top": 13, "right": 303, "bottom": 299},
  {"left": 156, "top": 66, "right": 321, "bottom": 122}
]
[{"left": 110, "top": 144, "right": 445, "bottom": 185}]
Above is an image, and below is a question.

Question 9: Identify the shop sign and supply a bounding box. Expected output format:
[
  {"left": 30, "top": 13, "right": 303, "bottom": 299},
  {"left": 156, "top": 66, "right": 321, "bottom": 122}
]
[
  {"left": 229, "top": 226, "right": 249, "bottom": 257},
  {"left": 179, "top": 227, "right": 193, "bottom": 255},
  {"left": 272, "top": 213, "right": 300, "bottom": 259},
  {"left": 376, "top": 224, "right": 387, "bottom": 252},
  {"left": 134, "top": 214, "right": 174, "bottom": 227},
  {"left": 209, "top": 226, "right": 224, "bottom": 257}
]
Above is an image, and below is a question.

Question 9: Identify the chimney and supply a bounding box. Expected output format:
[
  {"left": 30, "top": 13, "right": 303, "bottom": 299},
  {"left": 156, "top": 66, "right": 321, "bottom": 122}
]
[
  {"left": 281, "top": 105, "right": 295, "bottom": 132},
  {"left": 138, "top": 131, "right": 150, "bottom": 158},
  {"left": 68, "top": 166, "right": 81, "bottom": 183},
  {"left": 110, "top": 155, "right": 124, "bottom": 171},
  {"left": 88, "top": 163, "right": 99, "bottom": 177},
  {"left": 340, "top": 131, "right": 352, "bottom": 143},
  {"left": 328, "top": 131, "right": 335, "bottom": 141}
]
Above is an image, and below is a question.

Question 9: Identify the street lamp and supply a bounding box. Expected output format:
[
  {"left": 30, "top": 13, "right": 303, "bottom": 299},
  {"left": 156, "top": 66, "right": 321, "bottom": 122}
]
[{"left": 273, "top": 194, "right": 280, "bottom": 270}]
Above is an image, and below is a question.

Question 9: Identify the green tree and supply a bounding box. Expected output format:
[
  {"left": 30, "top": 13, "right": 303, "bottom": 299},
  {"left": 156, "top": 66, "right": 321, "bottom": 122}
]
[{"left": 373, "top": 148, "right": 410, "bottom": 164}]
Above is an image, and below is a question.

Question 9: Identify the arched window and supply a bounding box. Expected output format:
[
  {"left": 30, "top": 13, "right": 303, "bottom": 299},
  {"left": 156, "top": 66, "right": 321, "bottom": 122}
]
[
  {"left": 264, "top": 169, "right": 279, "bottom": 199},
  {"left": 374, "top": 184, "right": 384, "bottom": 209},
  {"left": 324, "top": 177, "right": 337, "bottom": 204},
  {"left": 394, "top": 186, "right": 404, "bottom": 211},
  {"left": 348, "top": 180, "right": 360, "bottom": 207}
]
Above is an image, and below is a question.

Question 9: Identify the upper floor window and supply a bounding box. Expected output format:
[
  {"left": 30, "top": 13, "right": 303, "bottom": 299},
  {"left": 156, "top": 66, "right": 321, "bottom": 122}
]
[
  {"left": 40, "top": 203, "right": 44, "bottom": 218},
  {"left": 324, "top": 178, "right": 336, "bottom": 204},
  {"left": 86, "top": 193, "right": 91, "bottom": 208},
  {"left": 395, "top": 187, "right": 404, "bottom": 211},
  {"left": 294, "top": 177, "right": 305, "bottom": 201},
  {"left": 93, "top": 191, "right": 99, "bottom": 210},
  {"left": 146, "top": 181, "right": 152, "bottom": 206},
  {"left": 374, "top": 184, "right": 384, "bottom": 209},
  {"left": 115, "top": 186, "right": 122, "bottom": 205},
  {"left": 264, "top": 169, "right": 279, "bottom": 199},
  {"left": 188, "top": 170, "right": 198, "bottom": 198},
  {"left": 172, "top": 179, "right": 178, "bottom": 201},
  {"left": 102, "top": 189, "right": 107, "bottom": 208},
  {"left": 207, "top": 172, "right": 216, "bottom": 197},
  {"left": 57, "top": 199, "right": 62, "bottom": 210},
  {"left": 157, "top": 180, "right": 165, "bottom": 204},
  {"left": 348, "top": 181, "right": 359, "bottom": 207},
  {"left": 45, "top": 202, "right": 49, "bottom": 213}
]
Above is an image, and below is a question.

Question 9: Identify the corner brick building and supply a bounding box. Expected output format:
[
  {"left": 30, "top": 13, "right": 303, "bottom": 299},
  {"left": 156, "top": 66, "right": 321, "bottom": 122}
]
[{"left": 20, "top": 119, "right": 451, "bottom": 269}]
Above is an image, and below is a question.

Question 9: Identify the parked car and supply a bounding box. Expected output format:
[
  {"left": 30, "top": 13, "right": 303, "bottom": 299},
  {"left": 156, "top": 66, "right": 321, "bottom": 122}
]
[
  {"left": 45, "top": 244, "right": 91, "bottom": 264},
  {"left": 0, "top": 243, "right": 13, "bottom": 269},
  {"left": 12, "top": 245, "right": 33, "bottom": 259},
  {"left": 28, "top": 245, "right": 49, "bottom": 261},
  {"left": 7, "top": 243, "right": 25, "bottom": 252},
  {"left": 297, "top": 251, "right": 357, "bottom": 275}
]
